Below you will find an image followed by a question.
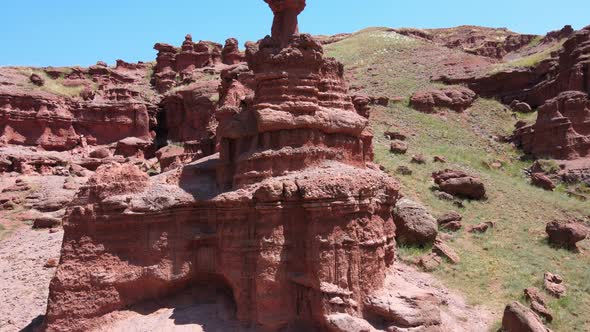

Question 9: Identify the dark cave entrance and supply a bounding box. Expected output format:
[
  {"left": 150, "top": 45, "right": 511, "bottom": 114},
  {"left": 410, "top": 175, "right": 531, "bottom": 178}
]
[{"left": 154, "top": 106, "right": 169, "bottom": 150}]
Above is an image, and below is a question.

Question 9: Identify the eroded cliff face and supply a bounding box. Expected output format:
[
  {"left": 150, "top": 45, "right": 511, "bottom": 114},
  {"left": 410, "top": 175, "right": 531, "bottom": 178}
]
[
  {"left": 444, "top": 25, "right": 590, "bottom": 107},
  {"left": 512, "top": 91, "right": 590, "bottom": 160},
  {"left": 43, "top": 1, "right": 403, "bottom": 331},
  {"left": 0, "top": 61, "right": 156, "bottom": 152}
]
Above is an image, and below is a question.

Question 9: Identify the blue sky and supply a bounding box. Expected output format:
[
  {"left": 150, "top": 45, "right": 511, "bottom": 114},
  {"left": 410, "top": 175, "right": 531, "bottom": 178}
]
[{"left": 1, "top": 0, "right": 588, "bottom": 67}]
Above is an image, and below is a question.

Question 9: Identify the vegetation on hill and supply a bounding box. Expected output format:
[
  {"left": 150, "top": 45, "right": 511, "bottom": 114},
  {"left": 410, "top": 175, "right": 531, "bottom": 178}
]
[{"left": 326, "top": 28, "right": 590, "bottom": 332}]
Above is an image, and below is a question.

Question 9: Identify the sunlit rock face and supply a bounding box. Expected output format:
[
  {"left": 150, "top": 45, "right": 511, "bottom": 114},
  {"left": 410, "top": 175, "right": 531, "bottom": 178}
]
[{"left": 43, "top": 1, "right": 403, "bottom": 331}]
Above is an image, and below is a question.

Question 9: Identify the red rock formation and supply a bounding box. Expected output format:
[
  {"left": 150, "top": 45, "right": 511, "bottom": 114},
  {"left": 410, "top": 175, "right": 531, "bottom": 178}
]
[
  {"left": 512, "top": 91, "right": 590, "bottom": 159},
  {"left": 410, "top": 86, "right": 477, "bottom": 113},
  {"left": 395, "top": 25, "right": 537, "bottom": 59},
  {"left": 153, "top": 36, "right": 224, "bottom": 93},
  {"left": 159, "top": 88, "right": 217, "bottom": 144},
  {"left": 265, "top": 0, "right": 306, "bottom": 47},
  {"left": 0, "top": 88, "right": 152, "bottom": 151},
  {"left": 222, "top": 38, "right": 245, "bottom": 65},
  {"left": 43, "top": 2, "right": 404, "bottom": 331},
  {"left": 502, "top": 301, "right": 551, "bottom": 332},
  {"left": 444, "top": 26, "right": 590, "bottom": 107}
]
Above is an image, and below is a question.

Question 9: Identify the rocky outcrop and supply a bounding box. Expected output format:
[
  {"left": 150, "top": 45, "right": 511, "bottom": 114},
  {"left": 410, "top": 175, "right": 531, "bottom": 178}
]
[
  {"left": 410, "top": 86, "right": 476, "bottom": 113},
  {"left": 153, "top": 35, "right": 224, "bottom": 93},
  {"left": 158, "top": 87, "right": 217, "bottom": 146},
  {"left": 43, "top": 2, "right": 404, "bottom": 331},
  {"left": 512, "top": 91, "right": 590, "bottom": 160},
  {"left": 444, "top": 26, "right": 590, "bottom": 108},
  {"left": 0, "top": 88, "right": 153, "bottom": 152},
  {"left": 395, "top": 25, "right": 537, "bottom": 59},
  {"left": 222, "top": 38, "right": 245, "bottom": 65},
  {"left": 432, "top": 169, "right": 486, "bottom": 200}
]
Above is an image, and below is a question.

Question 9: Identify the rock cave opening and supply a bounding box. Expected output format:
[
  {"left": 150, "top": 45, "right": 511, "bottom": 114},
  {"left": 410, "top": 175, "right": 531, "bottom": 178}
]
[
  {"left": 113, "top": 274, "right": 241, "bottom": 331},
  {"left": 154, "top": 106, "right": 169, "bottom": 151}
]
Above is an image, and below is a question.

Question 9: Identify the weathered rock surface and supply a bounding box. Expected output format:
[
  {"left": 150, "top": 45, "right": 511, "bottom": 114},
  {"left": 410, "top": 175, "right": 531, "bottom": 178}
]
[
  {"left": 393, "top": 198, "right": 438, "bottom": 246},
  {"left": 546, "top": 220, "right": 588, "bottom": 250},
  {"left": 432, "top": 169, "right": 486, "bottom": 200},
  {"left": 410, "top": 86, "right": 476, "bottom": 113},
  {"left": 512, "top": 91, "right": 590, "bottom": 160},
  {"left": 42, "top": 3, "right": 406, "bottom": 331},
  {"left": 501, "top": 301, "right": 552, "bottom": 332},
  {"left": 0, "top": 87, "right": 153, "bottom": 152}
]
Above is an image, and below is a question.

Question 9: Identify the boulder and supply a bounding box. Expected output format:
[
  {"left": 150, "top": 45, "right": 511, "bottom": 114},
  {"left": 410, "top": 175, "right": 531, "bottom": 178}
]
[
  {"left": 437, "top": 211, "right": 462, "bottom": 225},
  {"left": 433, "top": 240, "right": 460, "bottom": 264},
  {"left": 411, "top": 154, "right": 426, "bottom": 164},
  {"left": 531, "top": 173, "right": 556, "bottom": 191},
  {"left": 432, "top": 169, "right": 486, "bottom": 199},
  {"left": 433, "top": 156, "right": 447, "bottom": 163},
  {"left": 32, "top": 216, "right": 61, "bottom": 229},
  {"left": 410, "top": 86, "right": 476, "bottom": 113},
  {"left": 30, "top": 73, "right": 45, "bottom": 86},
  {"left": 437, "top": 211, "right": 463, "bottom": 232},
  {"left": 89, "top": 147, "right": 111, "bottom": 159},
  {"left": 364, "top": 293, "right": 441, "bottom": 330},
  {"left": 396, "top": 166, "right": 413, "bottom": 176},
  {"left": 393, "top": 198, "right": 438, "bottom": 245},
  {"left": 543, "top": 272, "right": 566, "bottom": 298},
  {"left": 384, "top": 130, "right": 408, "bottom": 141},
  {"left": 326, "top": 314, "right": 376, "bottom": 332},
  {"left": 418, "top": 253, "right": 442, "bottom": 271},
  {"left": 467, "top": 221, "right": 495, "bottom": 234},
  {"left": 114, "top": 137, "right": 151, "bottom": 158},
  {"left": 390, "top": 140, "right": 409, "bottom": 154},
  {"left": 510, "top": 100, "right": 533, "bottom": 113},
  {"left": 501, "top": 301, "right": 552, "bottom": 332},
  {"left": 546, "top": 220, "right": 587, "bottom": 250}
]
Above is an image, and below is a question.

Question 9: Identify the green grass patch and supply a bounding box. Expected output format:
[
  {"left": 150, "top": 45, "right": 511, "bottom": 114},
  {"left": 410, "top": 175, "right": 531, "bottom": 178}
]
[{"left": 17, "top": 68, "right": 89, "bottom": 97}]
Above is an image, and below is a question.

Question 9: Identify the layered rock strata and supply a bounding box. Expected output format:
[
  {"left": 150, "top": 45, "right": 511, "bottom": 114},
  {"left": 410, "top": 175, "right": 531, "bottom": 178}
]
[
  {"left": 153, "top": 35, "right": 224, "bottom": 93},
  {"left": 43, "top": 2, "right": 403, "bottom": 331}
]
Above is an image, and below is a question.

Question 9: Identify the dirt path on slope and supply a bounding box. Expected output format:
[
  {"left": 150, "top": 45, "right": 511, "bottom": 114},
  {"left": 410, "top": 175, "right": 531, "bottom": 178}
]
[{"left": 0, "top": 227, "right": 63, "bottom": 332}]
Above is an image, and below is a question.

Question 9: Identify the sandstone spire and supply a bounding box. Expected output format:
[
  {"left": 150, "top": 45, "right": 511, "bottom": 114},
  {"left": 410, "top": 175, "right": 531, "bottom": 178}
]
[{"left": 264, "top": 0, "right": 306, "bottom": 47}]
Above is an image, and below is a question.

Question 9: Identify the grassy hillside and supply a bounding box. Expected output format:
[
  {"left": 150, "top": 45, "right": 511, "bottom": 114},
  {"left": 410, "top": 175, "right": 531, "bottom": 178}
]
[{"left": 326, "top": 29, "right": 590, "bottom": 332}]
